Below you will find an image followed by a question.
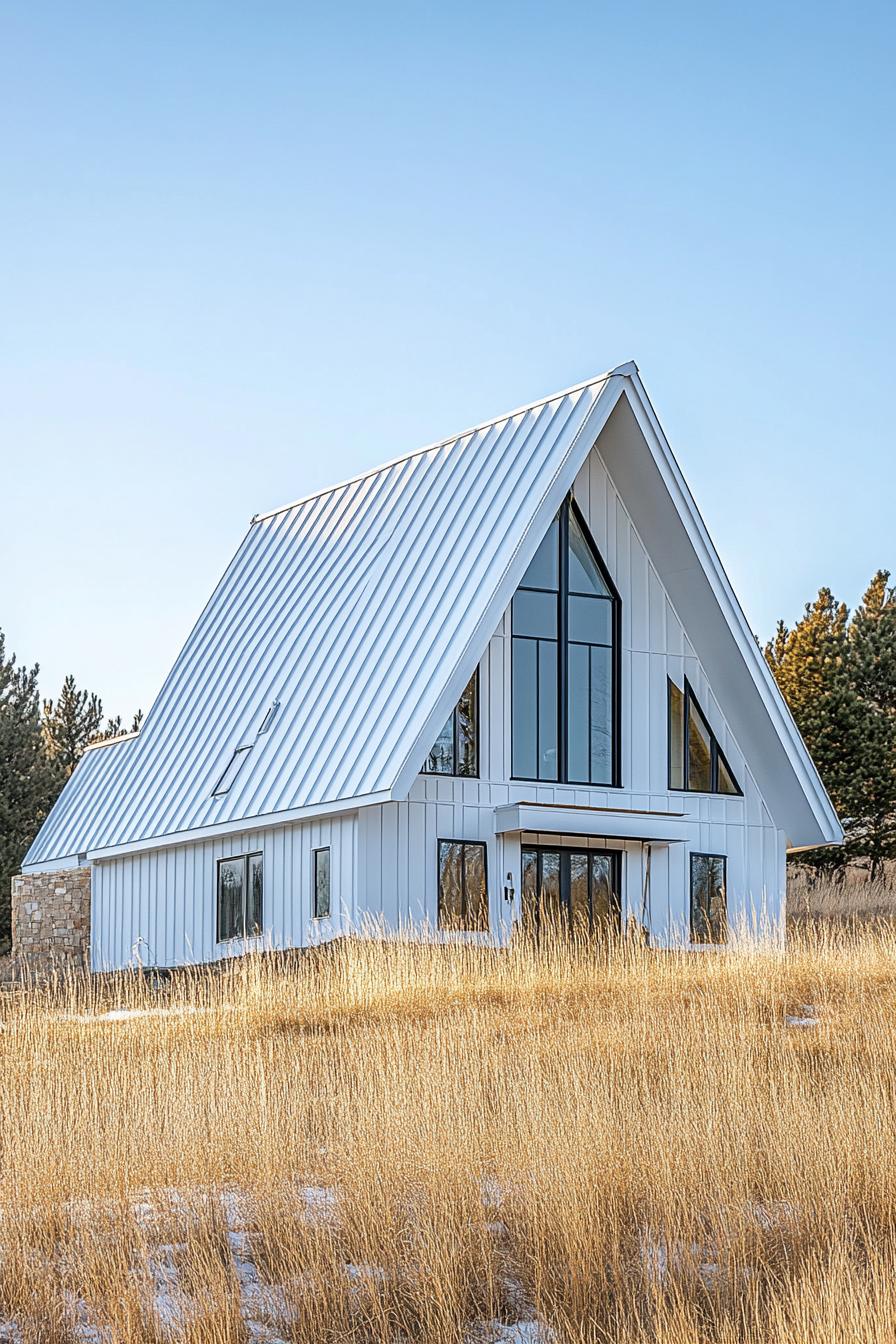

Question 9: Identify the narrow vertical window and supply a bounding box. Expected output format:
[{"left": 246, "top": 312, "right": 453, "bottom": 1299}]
[
  {"left": 511, "top": 518, "right": 559, "bottom": 781},
  {"left": 511, "top": 500, "right": 619, "bottom": 786},
  {"left": 690, "top": 853, "right": 727, "bottom": 944},
  {"left": 668, "top": 681, "right": 685, "bottom": 790},
  {"left": 566, "top": 503, "right": 616, "bottom": 786},
  {"left": 423, "top": 671, "right": 479, "bottom": 777},
  {"left": 247, "top": 853, "right": 264, "bottom": 935},
  {"left": 313, "top": 847, "right": 331, "bottom": 919},
  {"left": 217, "top": 852, "right": 263, "bottom": 942},
  {"left": 668, "top": 678, "right": 741, "bottom": 796},
  {"left": 437, "top": 840, "right": 488, "bottom": 932}
]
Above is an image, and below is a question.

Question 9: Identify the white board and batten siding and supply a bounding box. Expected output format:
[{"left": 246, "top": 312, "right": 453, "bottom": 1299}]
[
  {"left": 91, "top": 813, "right": 357, "bottom": 970},
  {"left": 357, "top": 441, "right": 786, "bottom": 948}
]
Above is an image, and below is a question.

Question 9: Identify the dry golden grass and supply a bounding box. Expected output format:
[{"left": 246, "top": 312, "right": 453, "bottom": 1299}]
[
  {"left": 1, "top": 920, "right": 896, "bottom": 1341},
  {"left": 788, "top": 867, "right": 896, "bottom": 927}
]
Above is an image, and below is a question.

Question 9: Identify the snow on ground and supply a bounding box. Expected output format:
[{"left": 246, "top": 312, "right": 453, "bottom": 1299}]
[
  {"left": 0, "top": 1183, "right": 552, "bottom": 1342},
  {"left": 64, "top": 1004, "right": 203, "bottom": 1024},
  {"left": 785, "top": 1005, "right": 820, "bottom": 1028},
  {"left": 487, "top": 1324, "right": 555, "bottom": 1344}
]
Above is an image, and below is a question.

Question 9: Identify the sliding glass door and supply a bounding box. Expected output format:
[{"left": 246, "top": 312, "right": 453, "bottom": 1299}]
[{"left": 520, "top": 846, "right": 621, "bottom": 935}]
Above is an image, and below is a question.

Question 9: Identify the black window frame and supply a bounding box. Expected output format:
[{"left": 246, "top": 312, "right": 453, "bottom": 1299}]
[
  {"left": 520, "top": 843, "right": 622, "bottom": 934},
  {"left": 437, "top": 838, "right": 489, "bottom": 932},
  {"left": 212, "top": 744, "right": 253, "bottom": 797},
  {"left": 667, "top": 676, "right": 742, "bottom": 796},
  {"left": 689, "top": 852, "right": 728, "bottom": 945},
  {"left": 421, "top": 668, "right": 480, "bottom": 778},
  {"left": 216, "top": 850, "right": 264, "bottom": 944},
  {"left": 511, "top": 494, "right": 622, "bottom": 788},
  {"left": 312, "top": 846, "right": 331, "bottom": 920}
]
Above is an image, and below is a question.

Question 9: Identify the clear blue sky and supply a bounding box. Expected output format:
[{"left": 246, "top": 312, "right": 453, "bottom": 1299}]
[{"left": 2, "top": 2, "right": 894, "bottom": 721}]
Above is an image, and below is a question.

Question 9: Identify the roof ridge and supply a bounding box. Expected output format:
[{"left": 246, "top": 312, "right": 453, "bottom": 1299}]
[
  {"left": 83, "top": 730, "right": 140, "bottom": 754},
  {"left": 250, "top": 363, "right": 635, "bottom": 525}
]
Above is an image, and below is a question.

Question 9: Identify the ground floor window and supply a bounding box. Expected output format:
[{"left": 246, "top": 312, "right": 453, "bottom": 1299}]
[
  {"left": 438, "top": 840, "right": 489, "bottom": 931},
  {"left": 313, "top": 847, "right": 331, "bottom": 919},
  {"left": 690, "top": 853, "right": 727, "bottom": 944},
  {"left": 216, "top": 852, "right": 263, "bottom": 942}
]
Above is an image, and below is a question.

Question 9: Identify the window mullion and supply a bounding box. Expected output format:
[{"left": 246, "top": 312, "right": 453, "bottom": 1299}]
[
  {"left": 453, "top": 703, "right": 460, "bottom": 777},
  {"left": 684, "top": 685, "right": 691, "bottom": 791},
  {"left": 460, "top": 843, "right": 467, "bottom": 926},
  {"left": 558, "top": 499, "right": 570, "bottom": 783}
]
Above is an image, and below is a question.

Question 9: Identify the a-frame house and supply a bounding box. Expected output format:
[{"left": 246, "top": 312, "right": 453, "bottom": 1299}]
[{"left": 20, "top": 363, "right": 841, "bottom": 968}]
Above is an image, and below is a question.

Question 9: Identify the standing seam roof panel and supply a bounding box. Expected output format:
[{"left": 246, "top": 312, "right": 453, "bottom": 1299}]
[{"left": 24, "top": 375, "right": 616, "bottom": 865}]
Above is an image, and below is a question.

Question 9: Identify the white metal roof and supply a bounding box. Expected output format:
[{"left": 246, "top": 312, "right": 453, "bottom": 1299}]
[
  {"left": 26, "top": 367, "right": 625, "bottom": 865},
  {"left": 25, "top": 361, "right": 841, "bottom": 868}
]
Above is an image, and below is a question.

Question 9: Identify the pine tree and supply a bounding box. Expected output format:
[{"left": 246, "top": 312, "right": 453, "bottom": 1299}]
[
  {"left": 765, "top": 589, "right": 859, "bottom": 875},
  {"left": 99, "top": 709, "right": 143, "bottom": 740},
  {"left": 42, "top": 675, "right": 105, "bottom": 778},
  {"left": 846, "top": 572, "right": 896, "bottom": 877},
  {"left": 767, "top": 576, "right": 896, "bottom": 880},
  {"left": 0, "top": 632, "right": 60, "bottom": 945}
]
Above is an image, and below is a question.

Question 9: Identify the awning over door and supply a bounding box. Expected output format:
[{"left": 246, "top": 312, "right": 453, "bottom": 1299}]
[{"left": 493, "top": 802, "right": 696, "bottom": 844}]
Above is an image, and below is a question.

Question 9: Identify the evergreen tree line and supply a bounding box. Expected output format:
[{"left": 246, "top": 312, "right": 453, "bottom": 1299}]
[
  {"left": 765, "top": 570, "right": 896, "bottom": 879},
  {"left": 0, "top": 629, "right": 140, "bottom": 946}
]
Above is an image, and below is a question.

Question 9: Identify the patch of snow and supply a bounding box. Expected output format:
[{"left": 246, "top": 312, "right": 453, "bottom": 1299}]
[
  {"left": 67, "top": 1005, "right": 201, "bottom": 1024},
  {"left": 300, "top": 1184, "right": 338, "bottom": 1224},
  {"left": 345, "top": 1262, "right": 387, "bottom": 1285},
  {"left": 486, "top": 1322, "right": 555, "bottom": 1343},
  {"left": 480, "top": 1176, "right": 506, "bottom": 1211},
  {"left": 785, "top": 1005, "right": 819, "bottom": 1028},
  {"left": 641, "top": 1233, "right": 717, "bottom": 1288},
  {"left": 752, "top": 1201, "right": 797, "bottom": 1231}
]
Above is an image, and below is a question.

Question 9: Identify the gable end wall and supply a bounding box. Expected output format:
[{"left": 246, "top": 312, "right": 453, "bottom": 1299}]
[{"left": 357, "top": 439, "right": 787, "bottom": 945}]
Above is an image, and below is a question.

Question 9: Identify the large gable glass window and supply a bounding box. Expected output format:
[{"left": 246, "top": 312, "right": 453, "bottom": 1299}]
[
  {"left": 511, "top": 497, "right": 620, "bottom": 785},
  {"left": 437, "top": 839, "right": 488, "bottom": 932},
  {"left": 690, "top": 853, "right": 727, "bottom": 944},
  {"left": 217, "top": 852, "right": 263, "bottom": 942},
  {"left": 668, "top": 679, "right": 741, "bottom": 795},
  {"left": 423, "top": 671, "right": 479, "bottom": 777}
]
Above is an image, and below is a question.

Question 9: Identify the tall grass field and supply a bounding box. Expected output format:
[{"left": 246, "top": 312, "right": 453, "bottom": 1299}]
[{"left": 1, "top": 896, "right": 895, "bottom": 1342}]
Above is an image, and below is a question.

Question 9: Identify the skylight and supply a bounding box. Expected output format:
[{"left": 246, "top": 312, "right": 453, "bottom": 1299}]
[
  {"left": 212, "top": 745, "right": 252, "bottom": 797},
  {"left": 257, "top": 700, "right": 280, "bottom": 735}
]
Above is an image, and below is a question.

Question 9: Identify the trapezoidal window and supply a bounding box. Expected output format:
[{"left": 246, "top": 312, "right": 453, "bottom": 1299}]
[
  {"left": 668, "top": 678, "right": 741, "bottom": 795},
  {"left": 423, "top": 670, "right": 479, "bottom": 777},
  {"left": 511, "top": 496, "right": 620, "bottom": 786}
]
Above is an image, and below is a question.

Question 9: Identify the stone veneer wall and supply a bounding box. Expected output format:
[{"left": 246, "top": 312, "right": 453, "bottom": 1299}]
[{"left": 10, "top": 868, "right": 92, "bottom": 974}]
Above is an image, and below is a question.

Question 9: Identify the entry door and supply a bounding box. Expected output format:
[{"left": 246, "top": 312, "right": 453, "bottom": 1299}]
[{"left": 520, "top": 846, "right": 621, "bottom": 935}]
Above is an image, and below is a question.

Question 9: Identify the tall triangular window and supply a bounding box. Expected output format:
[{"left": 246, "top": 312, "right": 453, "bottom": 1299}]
[
  {"left": 511, "top": 496, "right": 620, "bottom": 786},
  {"left": 668, "top": 678, "right": 741, "bottom": 795}
]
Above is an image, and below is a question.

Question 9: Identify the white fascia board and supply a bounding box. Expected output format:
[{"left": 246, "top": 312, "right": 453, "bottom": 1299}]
[
  {"left": 389, "top": 374, "right": 629, "bottom": 803},
  {"left": 85, "top": 791, "right": 389, "bottom": 863},
  {"left": 494, "top": 804, "right": 696, "bottom": 844},
  {"left": 21, "top": 854, "right": 85, "bottom": 875},
  {"left": 621, "top": 373, "right": 842, "bottom": 848}
]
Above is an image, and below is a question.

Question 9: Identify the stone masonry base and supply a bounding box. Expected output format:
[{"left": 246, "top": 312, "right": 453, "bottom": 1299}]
[{"left": 10, "top": 867, "right": 92, "bottom": 976}]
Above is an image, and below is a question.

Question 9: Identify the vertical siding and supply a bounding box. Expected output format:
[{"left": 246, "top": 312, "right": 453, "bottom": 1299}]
[{"left": 92, "top": 812, "right": 357, "bottom": 970}]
